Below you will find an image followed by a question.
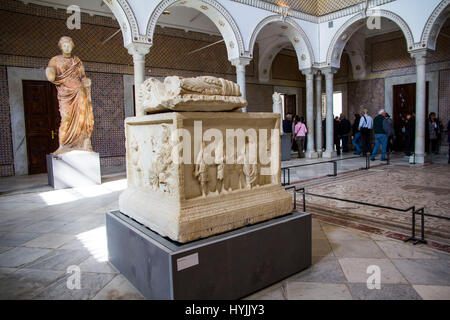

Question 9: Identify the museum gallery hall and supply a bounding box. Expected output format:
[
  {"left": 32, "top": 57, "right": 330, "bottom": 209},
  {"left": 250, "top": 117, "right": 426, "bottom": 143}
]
[{"left": 0, "top": 0, "right": 449, "bottom": 302}]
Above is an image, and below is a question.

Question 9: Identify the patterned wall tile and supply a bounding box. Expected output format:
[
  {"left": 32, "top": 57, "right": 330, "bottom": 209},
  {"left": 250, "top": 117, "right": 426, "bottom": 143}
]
[{"left": 0, "top": 66, "right": 13, "bottom": 169}]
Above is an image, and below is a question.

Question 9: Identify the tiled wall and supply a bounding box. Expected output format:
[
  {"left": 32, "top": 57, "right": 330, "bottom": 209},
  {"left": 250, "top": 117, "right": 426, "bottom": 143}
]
[
  {"left": 0, "top": 66, "right": 14, "bottom": 177},
  {"left": 347, "top": 78, "right": 385, "bottom": 118},
  {"left": 439, "top": 69, "right": 450, "bottom": 134}
]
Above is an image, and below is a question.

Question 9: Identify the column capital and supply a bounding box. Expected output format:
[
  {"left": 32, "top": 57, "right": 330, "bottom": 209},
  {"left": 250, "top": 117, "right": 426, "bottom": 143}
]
[
  {"left": 410, "top": 49, "right": 428, "bottom": 66},
  {"left": 301, "top": 68, "right": 315, "bottom": 80},
  {"left": 320, "top": 67, "right": 338, "bottom": 77},
  {"left": 230, "top": 57, "right": 251, "bottom": 71},
  {"left": 126, "top": 42, "right": 151, "bottom": 57}
]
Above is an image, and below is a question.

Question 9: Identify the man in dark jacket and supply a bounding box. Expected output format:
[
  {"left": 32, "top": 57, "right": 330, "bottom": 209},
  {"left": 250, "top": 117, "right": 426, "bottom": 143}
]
[
  {"left": 334, "top": 117, "right": 341, "bottom": 155},
  {"left": 404, "top": 112, "right": 415, "bottom": 156},
  {"left": 339, "top": 113, "right": 351, "bottom": 153},
  {"left": 370, "top": 109, "right": 388, "bottom": 161},
  {"left": 447, "top": 120, "right": 450, "bottom": 164}
]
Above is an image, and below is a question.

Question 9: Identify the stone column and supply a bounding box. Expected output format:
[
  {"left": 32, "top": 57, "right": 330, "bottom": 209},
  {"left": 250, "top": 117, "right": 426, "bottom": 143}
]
[
  {"left": 322, "top": 68, "right": 337, "bottom": 158},
  {"left": 315, "top": 70, "right": 323, "bottom": 156},
  {"left": 127, "top": 43, "right": 151, "bottom": 117},
  {"left": 302, "top": 68, "right": 318, "bottom": 158},
  {"left": 231, "top": 58, "right": 251, "bottom": 112},
  {"left": 411, "top": 50, "right": 427, "bottom": 164}
]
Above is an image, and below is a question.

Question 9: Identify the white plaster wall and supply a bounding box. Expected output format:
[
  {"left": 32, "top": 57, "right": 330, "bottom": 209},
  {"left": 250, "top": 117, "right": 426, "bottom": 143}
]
[{"left": 318, "top": 13, "right": 353, "bottom": 63}]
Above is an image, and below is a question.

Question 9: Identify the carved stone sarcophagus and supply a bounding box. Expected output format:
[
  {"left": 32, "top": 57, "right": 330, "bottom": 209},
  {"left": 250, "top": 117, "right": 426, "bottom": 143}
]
[{"left": 119, "top": 77, "right": 293, "bottom": 243}]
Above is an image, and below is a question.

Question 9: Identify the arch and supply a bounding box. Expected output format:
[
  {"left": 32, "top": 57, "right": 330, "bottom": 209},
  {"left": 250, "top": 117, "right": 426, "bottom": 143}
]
[
  {"left": 326, "top": 9, "right": 415, "bottom": 68},
  {"left": 102, "top": 0, "right": 147, "bottom": 46},
  {"left": 421, "top": 0, "right": 450, "bottom": 50},
  {"left": 258, "top": 38, "right": 292, "bottom": 83},
  {"left": 248, "top": 15, "right": 315, "bottom": 67},
  {"left": 146, "top": 0, "right": 245, "bottom": 60}
]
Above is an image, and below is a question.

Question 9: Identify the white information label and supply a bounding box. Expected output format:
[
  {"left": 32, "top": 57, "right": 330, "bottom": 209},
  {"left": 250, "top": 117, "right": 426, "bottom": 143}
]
[{"left": 177, "top": 253, "right": 199, "bottom": 271}]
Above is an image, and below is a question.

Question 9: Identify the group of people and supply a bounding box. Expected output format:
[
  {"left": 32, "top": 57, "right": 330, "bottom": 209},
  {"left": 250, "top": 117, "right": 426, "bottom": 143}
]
[
  {"left": 283, "top": 110, "right": 450, "bottom": 163},
  {"left": 283, "top": 113, "right": 308, "bottom": 158},
  {"left": 351, "top": 109, "right": 394, "bottom": 161}
]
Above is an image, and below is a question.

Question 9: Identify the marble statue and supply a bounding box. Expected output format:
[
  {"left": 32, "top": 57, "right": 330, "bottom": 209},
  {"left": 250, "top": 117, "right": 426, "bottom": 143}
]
[
  {"left": 46, "top": 36, "right": 94, "bottom": 155},
  {"left": 137, "top": 76, "right": 248, "bottom": 113},
  {"left": 272, "top": 92, "right": 283, "bottom": 134}
]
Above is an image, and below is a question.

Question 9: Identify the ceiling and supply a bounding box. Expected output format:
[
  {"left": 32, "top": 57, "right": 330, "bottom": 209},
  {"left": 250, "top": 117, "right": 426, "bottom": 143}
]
[{"left": 260, "top": 0, "right": 366, "bottom": 16}]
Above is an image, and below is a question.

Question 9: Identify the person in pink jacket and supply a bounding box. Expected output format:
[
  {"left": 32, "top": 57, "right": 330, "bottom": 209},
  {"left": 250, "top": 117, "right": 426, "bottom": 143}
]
[{"left": 294, "top": 115, "right": 307, "bottom": 158}]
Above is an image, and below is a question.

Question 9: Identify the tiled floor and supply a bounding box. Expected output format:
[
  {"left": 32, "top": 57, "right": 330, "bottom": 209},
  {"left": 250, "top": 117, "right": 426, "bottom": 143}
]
[
  {"left": 0, "top": 156, "right": 449, "bottom": 300},
  {"left": 244, "top": 220, "right": 450, "bottom": 300}
]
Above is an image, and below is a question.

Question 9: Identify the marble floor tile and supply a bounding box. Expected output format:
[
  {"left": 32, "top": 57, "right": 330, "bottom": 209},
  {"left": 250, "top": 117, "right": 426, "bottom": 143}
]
[
  {"left": 285, "top": 281, "right": 352, "bottom": 300},
  {"left": 33, "top": 272, "right": 115, "bottom": 300},
  {"left": 375, "top": 240, "right": 440, "bottom": 259},
  {"left": 55, "top": 221, "right": 104, "bottom": 235},
  {"left": 92, "top": 275, "right": 144, "bottom": 300},
  {"left": 25, "top": 248, "right": 91, "bottom": 271},
  {"left": 0, "top": 268, "right": 64, "bottom": 299},
  {"left": 288, "top": 257, "right": 347, "bottom": 283},
  {"left": 321, "top": 224, "right": 371, "bottom": 241},
  {"left": 391, "top": 259, "right": 450, "bottom": 286},
  {"left": 0, "top": 247, "right": 52, "bottom": 268},
  {"left": 243, "top": 282, "right": 285, "bottom": 300},
  {"left": 79, "top": 257, "right": 118, "bottom": 274},
  {"left": 338, "top": 258, "right": 408, "bottom": 284},
  {"left": 312, "top": 239, "right": 333, "bottom": 256},
  {"left": 22, "top": 233, "right": 75, "bottom": 249},
  {"left": 0, "top": 247, "right": 12, "bottom": 254},
  {"left": 330, "top": 240, "right": 387, "bottom": 258},
  {"left": 0, "top": 232, "right": 41, "bottom": 246},
  {"left": 312, "top": 228, "right": 327, "bottom": 240},
  {"left": 412, "top": 285, "right": 450, "bottom": 300},
  {"left": 13, "top": 220, "right": 68, "bottom": 234},
  {"left": 348, "top": 283, "right": 422, "bottom": 300}
]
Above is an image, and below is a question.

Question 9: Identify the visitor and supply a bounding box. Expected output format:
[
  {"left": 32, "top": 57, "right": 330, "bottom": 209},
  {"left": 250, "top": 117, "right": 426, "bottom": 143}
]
[
  {"left": 427, "top": 112, "right": 440, "bottom": 155},
  {"left": 370, "top": 109, "right": 388, "bottom": 161},
  {"left": 352, "top": 113, "right": 362, "bottom": 155},
  {"left": 383, "top": 113, "right": 395, "bottom": 153},
  {"left": 358, "top": 108, "right": 373, "bottom": 156},
  {"left": 292, "top": 115, "right": 300, "bottom": 152},
  {"left": 294, "top": 115, "right": 307, "bottom": 158},
  {"left": 334, "top": 116, "right": 341, "bottom": 155},
  {"left": 339, "top": 113, "right": 351, "bottom": 153},
  {"left": 404, "top": 112, "right": 415, "bottom": 156},
  {"left": 283, "top": 113, "right": 293, "bottom": 136}
]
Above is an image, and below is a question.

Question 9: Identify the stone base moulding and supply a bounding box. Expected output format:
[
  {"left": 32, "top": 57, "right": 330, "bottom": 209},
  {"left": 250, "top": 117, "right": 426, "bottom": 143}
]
[
  {"left": 46, "top": 151, "right": 101, "bottom": 189},
  {"left": 106, "top": 210, "right": 312, "bottom": 300}
]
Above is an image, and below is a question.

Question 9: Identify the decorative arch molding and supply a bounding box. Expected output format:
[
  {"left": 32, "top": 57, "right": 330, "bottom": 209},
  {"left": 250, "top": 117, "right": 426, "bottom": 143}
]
[
  {"left": 102, "top": 0, "right": 147, "bottom": 46},
  {"left": 248, "top": 15, "right": 315, "bottom": 66},
  {"left": 258, "top": 39, "right": 292, "bottom": 83},
  {"left": 326, "top": 9, "right": 414, "bottom": 68},
  {"left": 421, "top": 0, "right": 450, "bottom": 50},
  {"left": 146, "top": 0, "right": 246, "bottom": 60}
]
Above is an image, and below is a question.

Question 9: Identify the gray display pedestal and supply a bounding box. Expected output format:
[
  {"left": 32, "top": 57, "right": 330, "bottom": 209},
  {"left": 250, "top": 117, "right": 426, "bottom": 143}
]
[
  {"left": 106, "top": 210, "right": 311, "bottom": 300},
  {"left": 46, "top": 151, "right": 101, "bottom": 189},
  {"left": 281, "top": 134, "right": 291, "bottom": 161}
]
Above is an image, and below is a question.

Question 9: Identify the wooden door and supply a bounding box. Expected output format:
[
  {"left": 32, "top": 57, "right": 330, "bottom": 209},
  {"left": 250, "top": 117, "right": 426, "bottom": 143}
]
[
  {"left": 284, "top": 94, "right": 296, "bottom": 118},
  {"left": 23, "top": 80, "right": 60, "bottom": 174},
  {"left": 393, "top": 83, "right": 428, "bottom": 151}
]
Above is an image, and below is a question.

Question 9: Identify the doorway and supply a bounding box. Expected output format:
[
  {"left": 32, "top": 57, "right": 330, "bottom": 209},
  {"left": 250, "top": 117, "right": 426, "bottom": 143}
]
[
  {"left": 22, "top": 80, "right": 60, "bottom": 174},
  {"left": 393, "top": 82, "right": 429, "bottom": 151},
  {"left": 283, "top": 94, "right": 296, "bottom": 118}
]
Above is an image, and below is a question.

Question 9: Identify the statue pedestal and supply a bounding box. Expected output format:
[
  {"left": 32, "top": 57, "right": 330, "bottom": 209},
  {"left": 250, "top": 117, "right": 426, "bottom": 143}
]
[
  {"left": 106, "top": 210, "right": 311, "bottom": 300},
  {"left": 119, "top": 112, "right": 293, "bottom": 243},
  {"left": 46, "top": 151, "right": 101, "bottom": 189},
  {"left": 281, "top": 134, "right": 292, "bottom": 161}
]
